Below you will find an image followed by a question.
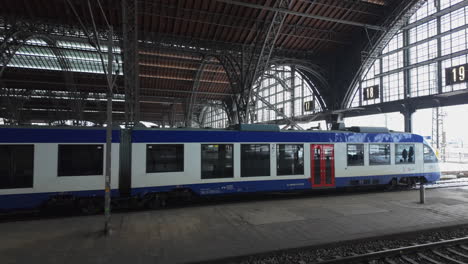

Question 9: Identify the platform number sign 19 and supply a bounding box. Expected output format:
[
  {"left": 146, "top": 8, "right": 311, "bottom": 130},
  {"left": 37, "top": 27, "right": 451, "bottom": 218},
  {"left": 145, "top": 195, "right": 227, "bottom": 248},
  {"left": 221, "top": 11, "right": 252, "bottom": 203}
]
[
  {"left": 363, "top": 85, "right": 379, "bottom": 100},
  {"left": 304, "top": 101, "right": 314, "bottom": 112},
  {"left": 446, "top": 64, "right": 468, "bottom": 85}
]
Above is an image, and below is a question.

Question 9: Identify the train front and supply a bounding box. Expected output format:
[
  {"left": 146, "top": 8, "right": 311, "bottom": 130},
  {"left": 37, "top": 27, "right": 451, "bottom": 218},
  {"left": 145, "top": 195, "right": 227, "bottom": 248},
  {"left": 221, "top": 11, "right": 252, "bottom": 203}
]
[{"left": 422, "top": 140, "right": 441, "bottom": 183}]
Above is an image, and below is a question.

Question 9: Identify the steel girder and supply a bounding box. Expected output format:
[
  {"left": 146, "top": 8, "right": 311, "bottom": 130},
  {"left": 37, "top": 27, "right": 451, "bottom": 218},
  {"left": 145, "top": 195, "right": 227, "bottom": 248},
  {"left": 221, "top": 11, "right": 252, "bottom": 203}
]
[
  {"left": 145, "top": 1, "right": 351, "bottom": 45},
  {"left": 216, "top": 0, "right": 385, "bottom": 31},
  {"left": 141, "top": 32, "right": 315, "bottom": 61},
  {"left": 217, "top": 57, "right": 329, "bottom": 128},
  {"left": 0, "top": 21, "right": 88, "bottom": 124},
  {"left": 122, "top": 0, "right": 140, "bottom": 127},
  {"left": 342, "top": 0, "right": 427, "bottom": 108},
  {"left": 246, "top": 0, "right": 291, "bottom": 115},
  {"left": 216, "top": 53, "right": 243, "bottom": 124},
  {"left": 216, "top": 0, "right": 292, "bottom": 125},
  {"left": 341, "top": 90, "right": 468, "bottom": 119},
  {"left": 251, "top": 88, "right": 303, "bottom": 130},
  {"left": 269, "top": 58, "right": 329, "bottom": 111},
  {"left": 185, "top": 55, "right": 211, "bottom": 127},
  {"left": 249, "top": 68, "right": 304, "bottom": 130}
]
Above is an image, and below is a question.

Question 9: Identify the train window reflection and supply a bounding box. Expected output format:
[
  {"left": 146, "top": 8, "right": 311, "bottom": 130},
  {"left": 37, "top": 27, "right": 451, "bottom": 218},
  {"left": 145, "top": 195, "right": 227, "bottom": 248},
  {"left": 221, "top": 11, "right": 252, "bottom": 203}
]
[
  {"left": 0, "top": 145, "right": 34, "bottom": 189},
  {"left": 369, "top": 144, "right": 390, "bottom": 165},
  {"left": 277, "top": 144, "right": 304, "bottom": 175},
  {"left": 241, "top": 144, "right": 270, "bottom": 177},
  {"left": 201, "top": 144, "right": 233, "bottom": 179},
  {"left": 146, "top": 144, "right": 184, "bottom": 173},
  {"left": 395, "top": 144, "right": 415, "bottom": 164},
  {"left": 424, "top": 145, "right": 438, "bottom": 163},
  {"left": 347, "top": 144, "right": 364, "bottom": 166},
  {"left": 58, "top": 144, "right": 103, "bottom": 176}
]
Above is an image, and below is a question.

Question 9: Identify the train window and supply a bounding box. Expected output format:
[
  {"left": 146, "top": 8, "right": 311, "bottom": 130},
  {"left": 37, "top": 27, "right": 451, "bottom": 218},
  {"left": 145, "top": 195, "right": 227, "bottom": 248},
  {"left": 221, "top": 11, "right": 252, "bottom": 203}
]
[
  {"left": 395, "top": 144, "right": 415, "bottom": 164},
  {"left": 201, "top": 144, "right": 233, "bottom": 179},
  {"left": 146, "top": 144, "right": 184, "bottom": 173},
  {"left": 277, "top": 144, "right": 304, "bottom": 175},
  {"left": 424, "top": 145, "right": 438, "bottom": 163},
  {"left": 241, "top": 144, "right": 270, "bottom": 177},
  {"left": 0, "top": 145, "right": 34, "bottom": 189},
  {"left": 369, "top": 144, "right": 391, "bottom": 165},
  {"left": 58, "top": 145, "right": 103, "bottom": 176},
  {"left": 347, "top": 144, "right": 364, "bottom": 166}
]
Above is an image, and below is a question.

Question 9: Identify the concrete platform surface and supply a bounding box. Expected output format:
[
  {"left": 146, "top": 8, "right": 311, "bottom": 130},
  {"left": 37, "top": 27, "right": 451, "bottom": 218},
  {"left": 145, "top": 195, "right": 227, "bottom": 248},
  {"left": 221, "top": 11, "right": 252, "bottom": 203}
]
[
  {"left": 3, "top": 188, "right": 468, "bottom": 264},
  {"left": 440, "top": 162, "right": 468, "bottom": 172}
]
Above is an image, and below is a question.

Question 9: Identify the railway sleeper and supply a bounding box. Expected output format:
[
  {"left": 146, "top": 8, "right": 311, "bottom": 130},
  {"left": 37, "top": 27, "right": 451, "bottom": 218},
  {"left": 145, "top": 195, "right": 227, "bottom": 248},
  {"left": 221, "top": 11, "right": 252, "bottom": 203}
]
[{"left": 432, "top": 249, "right": 466, "bottom": 264}]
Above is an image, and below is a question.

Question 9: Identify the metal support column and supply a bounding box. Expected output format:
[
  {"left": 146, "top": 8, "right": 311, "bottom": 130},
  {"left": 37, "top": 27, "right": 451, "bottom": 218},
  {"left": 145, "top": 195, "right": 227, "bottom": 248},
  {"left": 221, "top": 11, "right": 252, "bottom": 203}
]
[
  {"left": 122, "top": 0, "right": 139, "bottom": 127},
  {"left": 419, "top": 183, "right": 425, "bottom": 204},
  {"left": 436, "top": 2, "right": 443, "bottom": 95},
  {"left": 245, "top": 0, "right": 291, "bottom": 114},
  {"left": 402, "top": 23, "right": 410, "bottom": 100},
  {"left": 104, "top": 27, "right": 114, "bottom": 235},
  {"left": 290, "top": 66, "right": 296, "bottom": 119},
  {"left": 432, "top": 107, "right": 446, "bottom": 160},
  {"left": 401, "top": 105, "right": 415, "bottom": 133},
  {"left": 186, "top": 58, "right": 207, "bottom": 127}
]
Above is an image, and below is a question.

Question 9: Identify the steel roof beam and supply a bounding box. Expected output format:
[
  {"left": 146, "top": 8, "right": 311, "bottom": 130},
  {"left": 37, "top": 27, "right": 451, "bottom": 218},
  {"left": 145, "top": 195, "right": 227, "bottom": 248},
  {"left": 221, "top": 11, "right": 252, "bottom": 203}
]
[
  {"left": 142, "top": 33, "right": 316, "bottom": 59},
  {"left": 122, "top": 0, "right": 140, "bottom": 126},
  {"left": 216, "top": 0, "right": 386, "bottom": 31},
  {"left": 140, "top": 88, "right": 231, "bottom": 97},
  {"left": 141, "top": 4, "right": 351, "bottom": 44}
]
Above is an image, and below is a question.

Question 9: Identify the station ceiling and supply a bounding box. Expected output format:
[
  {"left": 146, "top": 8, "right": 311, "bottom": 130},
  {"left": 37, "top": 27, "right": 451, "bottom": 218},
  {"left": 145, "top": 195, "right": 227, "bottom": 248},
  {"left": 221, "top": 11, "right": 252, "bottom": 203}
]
[{"left": 0, "top": 0, "right": 417, "bottom": 125}]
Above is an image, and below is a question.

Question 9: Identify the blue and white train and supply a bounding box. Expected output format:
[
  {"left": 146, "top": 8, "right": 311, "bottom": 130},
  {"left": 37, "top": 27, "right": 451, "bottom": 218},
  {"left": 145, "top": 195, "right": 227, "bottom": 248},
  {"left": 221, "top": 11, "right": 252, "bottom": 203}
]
[{"left": 0, "top": 124, "right": 440, "bottom": 211}]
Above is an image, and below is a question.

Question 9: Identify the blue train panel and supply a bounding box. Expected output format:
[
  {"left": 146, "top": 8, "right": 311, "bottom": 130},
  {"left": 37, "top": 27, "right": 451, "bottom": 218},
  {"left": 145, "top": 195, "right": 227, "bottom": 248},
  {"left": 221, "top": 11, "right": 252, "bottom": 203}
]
[
  {"left": 0, "top": 127, "right": 121, "bottom": 143},
  {"left": 0, "top": 190, "right": 120, "bottom": 211},
  {"left": 130, "top": 172, "right": 440, "bottom": 197},
  {"left": 0, "top": 172, "right": 440, "bottom": 210},
  {"left": 132, "top": 129, "right": 424, "bottom": 143}
]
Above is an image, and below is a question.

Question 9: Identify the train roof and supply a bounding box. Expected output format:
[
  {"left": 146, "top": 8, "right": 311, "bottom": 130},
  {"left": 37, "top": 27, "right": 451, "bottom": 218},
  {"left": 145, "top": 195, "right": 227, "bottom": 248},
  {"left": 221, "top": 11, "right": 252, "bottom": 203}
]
[
  {"left": 131, "top": 128, "right": 423, "bottom": 144},
  {"left": 0, "top": 126, "right": 121, "bottom": 143},
  {"left": 0, "top": 125, "right": 423, "bottom": 144}
]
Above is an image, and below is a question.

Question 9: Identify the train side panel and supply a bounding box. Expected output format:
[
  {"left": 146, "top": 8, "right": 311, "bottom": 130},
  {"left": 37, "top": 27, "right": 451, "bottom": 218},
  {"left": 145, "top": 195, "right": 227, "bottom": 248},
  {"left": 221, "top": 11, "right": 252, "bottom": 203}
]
[
  {"left": 131, "top": 142, "right": 312, "bottom": 196},
  {"left": 130, "top": 129, "right": 440, "bottom": 196},
  {"left": 334, "top": 142, "right": 438, "bottom": 186},
  {"left": 0, "top": 128, "right": 120, "bottom": 210}
]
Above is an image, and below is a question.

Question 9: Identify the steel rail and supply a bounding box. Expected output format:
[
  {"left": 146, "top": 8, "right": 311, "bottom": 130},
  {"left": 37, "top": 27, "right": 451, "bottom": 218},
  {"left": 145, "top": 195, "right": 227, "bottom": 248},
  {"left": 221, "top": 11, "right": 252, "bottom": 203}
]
[{"left": 316, "top": 236, "right": 468, "bottom": 263}]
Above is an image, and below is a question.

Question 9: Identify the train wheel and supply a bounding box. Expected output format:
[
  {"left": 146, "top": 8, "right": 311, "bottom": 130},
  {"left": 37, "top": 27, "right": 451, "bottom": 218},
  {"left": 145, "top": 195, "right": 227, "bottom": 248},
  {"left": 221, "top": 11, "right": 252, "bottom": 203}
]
[
  {"left": 409, "top": 178, "right": 417, "bottom": 188},
  {"left": 386, "top": 178, "right": 398, "bottom": 190},
  {"left": 78, "top": 198, "right": 102, "bottom": 215},
  {"left": 146, "top": 193, "right": 167, "bottom": 210}
]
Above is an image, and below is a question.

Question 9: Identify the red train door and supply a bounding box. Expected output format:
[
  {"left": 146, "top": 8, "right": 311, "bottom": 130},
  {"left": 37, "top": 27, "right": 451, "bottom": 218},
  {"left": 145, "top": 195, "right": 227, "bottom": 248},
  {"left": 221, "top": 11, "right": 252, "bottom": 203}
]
[{"left": 310, "top": 144, "right": 335, "bottom": 188}]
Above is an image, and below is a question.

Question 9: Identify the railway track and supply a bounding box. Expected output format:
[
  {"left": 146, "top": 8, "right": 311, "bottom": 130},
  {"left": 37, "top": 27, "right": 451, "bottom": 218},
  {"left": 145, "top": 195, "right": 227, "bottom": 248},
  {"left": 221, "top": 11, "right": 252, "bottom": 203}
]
[{"left": 316, "top": 236, "right": 468, "bottom": 264}]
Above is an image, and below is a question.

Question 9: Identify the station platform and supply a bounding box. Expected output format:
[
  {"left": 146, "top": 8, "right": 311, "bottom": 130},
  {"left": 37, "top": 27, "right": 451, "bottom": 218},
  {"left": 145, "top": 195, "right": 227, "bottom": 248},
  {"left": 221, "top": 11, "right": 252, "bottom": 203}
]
[{"left": 2, "top": 187, "right": 468, "bottom": 264}]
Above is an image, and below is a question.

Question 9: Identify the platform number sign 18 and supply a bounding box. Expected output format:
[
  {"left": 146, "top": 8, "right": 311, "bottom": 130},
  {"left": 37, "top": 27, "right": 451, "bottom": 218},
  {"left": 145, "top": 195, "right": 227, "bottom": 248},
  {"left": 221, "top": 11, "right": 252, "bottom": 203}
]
[
  {"left": 446, "top": 64, "right": 468, "bottom": 85},
  {"left": 363, "top": 85, "right": 379, "bottom": 100}
]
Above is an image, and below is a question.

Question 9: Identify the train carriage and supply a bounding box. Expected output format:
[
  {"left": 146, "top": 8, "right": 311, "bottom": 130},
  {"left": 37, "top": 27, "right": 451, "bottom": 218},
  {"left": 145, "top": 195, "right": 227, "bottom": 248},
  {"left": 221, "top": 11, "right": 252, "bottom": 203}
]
[
  {"left": 0, "top": 125, "right": 440, "bottom": 211},
  {"left": 129, "top": 125, "right": 440, "bottom": 200},
  {"left": 0, "top": 126, "right": 121, "bottom": 211}
]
